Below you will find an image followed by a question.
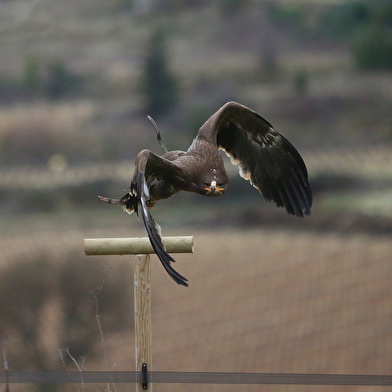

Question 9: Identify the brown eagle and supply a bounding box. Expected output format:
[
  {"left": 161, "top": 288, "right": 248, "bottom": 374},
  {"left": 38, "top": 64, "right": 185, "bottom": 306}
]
[{"left": 99, "top": 101, "right": 312, "bottom": 286}]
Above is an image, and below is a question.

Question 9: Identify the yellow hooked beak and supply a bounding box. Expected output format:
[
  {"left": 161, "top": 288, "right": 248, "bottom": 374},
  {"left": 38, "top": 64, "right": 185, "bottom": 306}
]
[{"left": 205, "top": 181, "right": 225, "bottom": 194}]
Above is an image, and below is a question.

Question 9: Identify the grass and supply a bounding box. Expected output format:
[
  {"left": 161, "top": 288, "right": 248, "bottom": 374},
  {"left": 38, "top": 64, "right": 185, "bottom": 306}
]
[
  {"left": 1, "top": 228, "right": 391, "bottom": 391},
  {"left": 320, "top": 188, "right": 392, "bottom": 217}
]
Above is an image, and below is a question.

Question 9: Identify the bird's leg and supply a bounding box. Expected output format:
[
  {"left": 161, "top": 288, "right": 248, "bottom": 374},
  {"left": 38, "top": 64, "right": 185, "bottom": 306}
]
[
  {"left": 147, "top": 115, "right": 168, "bottom": 154},
  {"left": 98, "top": 191, "right": 139, "bottom": 214}
]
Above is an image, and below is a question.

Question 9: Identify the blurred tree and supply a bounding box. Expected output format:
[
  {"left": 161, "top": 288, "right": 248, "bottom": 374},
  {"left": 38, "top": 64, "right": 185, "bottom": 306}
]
[
  {"left": 320, "top": 1, "right": 371, "bottom": 37},
  {"left": 117, "top": 0, "right": 134, "bottom": 12},
  {"left": 269, "top": 2, "right": 303, "bottom": 28},
  {"left": 187, "top": 105, "right": 213, "bottom": 137},
  {"left": 353, "top": 23, "right": 392, "bottom": 69},
  {"left": 23, "top": 55, "right": 41, "bottom": 94},
  {"left": 142, "top": 27, "right": 179, "bottom": 118},
  {"left": 219, "top": 0, "right": 248, "bottom": 16},
  {"left": 43, "top": 60, "right": 81, "bottom": 100},
  {"left": 0, "top": 75, "right": 20, "bottom": 102},
  {"left": 258, "top": 2, "right": 279, "bottom": 75},
  {"left": 293, "top": 69, "right": 309, "bottom": 96},
  {"left": 352, "top": 0, "right": 392, "bottom": 69},
  {"left": 146, "top": 0, "right": 208, "bottom": 14},
  {"left": 320, "top": 0, "right": 392, "bottom": 69}
]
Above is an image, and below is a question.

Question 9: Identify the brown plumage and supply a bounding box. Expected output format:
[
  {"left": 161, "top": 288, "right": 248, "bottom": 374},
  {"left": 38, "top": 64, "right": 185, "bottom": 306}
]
[{"left": 99, "top": 101, "right": 312, "bottom": 286}]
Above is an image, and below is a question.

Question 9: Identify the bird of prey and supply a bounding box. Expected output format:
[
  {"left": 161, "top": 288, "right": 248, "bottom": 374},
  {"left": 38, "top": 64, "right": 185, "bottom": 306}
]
[{"left": 99, "top": 101, "right": 312, "bottom": 287}]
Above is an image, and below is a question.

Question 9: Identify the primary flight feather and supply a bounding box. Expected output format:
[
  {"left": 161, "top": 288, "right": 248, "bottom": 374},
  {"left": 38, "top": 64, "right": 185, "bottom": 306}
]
[{"left": 99, "top": 101, "right": 312, "bottom": 286}]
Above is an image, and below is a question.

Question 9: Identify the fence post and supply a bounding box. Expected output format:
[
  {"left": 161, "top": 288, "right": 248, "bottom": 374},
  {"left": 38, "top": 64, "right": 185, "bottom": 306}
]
[{"left": 134, "top": 254, "right": 152, "bottom": 392}]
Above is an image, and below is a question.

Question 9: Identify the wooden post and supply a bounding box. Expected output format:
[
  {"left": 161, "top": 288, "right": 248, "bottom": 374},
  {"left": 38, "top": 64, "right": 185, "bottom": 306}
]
[
  {"left": 134, "top": 254, "right": 152, "bottom": 392},
  {"left": 84, "top": 236, "right": 194, "bottom": 391}
]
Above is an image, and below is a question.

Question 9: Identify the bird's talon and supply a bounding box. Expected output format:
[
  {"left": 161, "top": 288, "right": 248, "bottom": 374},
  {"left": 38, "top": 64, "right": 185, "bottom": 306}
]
[{"left": 147, "top": 200, "right": 156, "bottom": 209}]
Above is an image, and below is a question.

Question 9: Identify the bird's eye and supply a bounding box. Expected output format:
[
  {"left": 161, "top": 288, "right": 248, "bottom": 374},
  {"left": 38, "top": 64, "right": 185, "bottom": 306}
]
[{"left": 217, "top": 183, "right": 224, "bottom": 187}]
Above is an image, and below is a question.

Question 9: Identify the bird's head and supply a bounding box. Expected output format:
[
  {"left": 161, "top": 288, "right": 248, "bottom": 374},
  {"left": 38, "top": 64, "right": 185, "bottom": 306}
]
[{"left": 200, "top": 170, "right": 228, "bottom": 196}]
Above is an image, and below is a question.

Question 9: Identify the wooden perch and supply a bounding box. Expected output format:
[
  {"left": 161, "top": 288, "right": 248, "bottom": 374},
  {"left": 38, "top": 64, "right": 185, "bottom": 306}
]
[
  {"left": 84, "top": 236, "right": 194, "bottom": 256},
  {"left": 83, "top": 235, "right": 194, "bottom": 391}
]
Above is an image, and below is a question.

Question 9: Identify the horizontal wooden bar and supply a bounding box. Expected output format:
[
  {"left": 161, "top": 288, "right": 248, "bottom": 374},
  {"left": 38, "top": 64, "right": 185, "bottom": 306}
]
[{"left": 84, "top": 236, "right": 194, "bottom": 256}]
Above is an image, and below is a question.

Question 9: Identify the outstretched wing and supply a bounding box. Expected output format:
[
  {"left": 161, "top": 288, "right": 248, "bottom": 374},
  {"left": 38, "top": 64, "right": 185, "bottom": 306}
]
[
  {"left": 99, "top": 150, "right": 189, "bottom": 286},
  {"left": 203, "top": 101, "right": 312, "bottom": 217},
  {"left": 135, "top": 151, "right": 189, "bottom": 286},
  {"left": 135, "top": 170, "right": 188, "bottom": 287}
]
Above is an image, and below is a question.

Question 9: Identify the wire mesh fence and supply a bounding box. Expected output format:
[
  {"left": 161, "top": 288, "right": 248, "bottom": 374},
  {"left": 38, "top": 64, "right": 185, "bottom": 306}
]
[
  {"left": 1, "top": 371, "right": 392, "bottom": 386},
  {"left": 1, "top": 146, "right": 392, "bottom": 392}
]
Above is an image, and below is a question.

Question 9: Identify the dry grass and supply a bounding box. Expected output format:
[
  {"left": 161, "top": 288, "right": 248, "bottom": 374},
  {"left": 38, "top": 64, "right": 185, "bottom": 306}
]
[
  {"left": 145, "top": 230, "right": 392, "bottom": 392},
  {"left": 0, "top": 101, "right": 96, "bottom": 136},
  {"left": 150, "top": 231, "right": 392, "bottom": 370},
  {"left": 1, "top": 228, "right": 391, "bottom": 391}
]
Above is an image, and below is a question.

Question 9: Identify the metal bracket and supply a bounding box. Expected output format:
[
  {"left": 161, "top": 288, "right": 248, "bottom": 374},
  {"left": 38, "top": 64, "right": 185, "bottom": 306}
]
[{"left": 142, "top": 363, "right": 148, "bottom": 390}]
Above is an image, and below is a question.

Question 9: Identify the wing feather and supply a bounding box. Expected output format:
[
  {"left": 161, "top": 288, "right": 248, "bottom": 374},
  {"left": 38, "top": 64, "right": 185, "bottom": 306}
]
[
  {"left": 100, "top": 150, "right": 189, "bottom": 286},
  {"left": 136, "top": 171, "right": 189, "bottom": 286},
  {"left": 135, "top": 154, "right": 189, "bottom": 286},
  {"left": 208, "top": 102, "right": 312, "bottom": 216}
]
